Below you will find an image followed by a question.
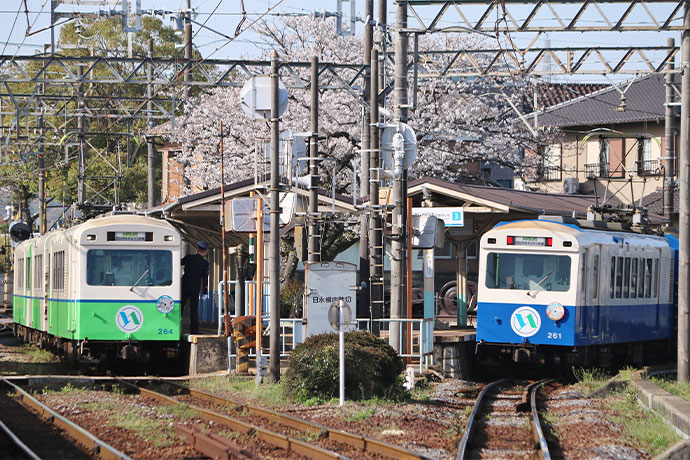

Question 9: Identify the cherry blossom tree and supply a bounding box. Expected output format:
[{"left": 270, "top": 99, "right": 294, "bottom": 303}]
[{"left": 170, "top": 16, "right": 555, "bottom": 194}]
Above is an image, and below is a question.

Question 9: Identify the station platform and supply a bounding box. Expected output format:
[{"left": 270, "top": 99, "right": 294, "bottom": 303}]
[{"left": 183, "top": 314, "right": 477, "bottom": 378}]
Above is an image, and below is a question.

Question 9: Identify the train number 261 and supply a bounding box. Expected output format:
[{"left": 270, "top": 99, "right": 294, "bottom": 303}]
[{"left": 547, "top": 332, "right": 562, "bottom": 340}]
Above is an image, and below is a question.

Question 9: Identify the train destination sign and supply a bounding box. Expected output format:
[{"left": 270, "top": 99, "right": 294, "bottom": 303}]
[
  {"left": 114, "top": 231, "right": 146, "bottom": 241},
  {"left": 507, "top": 236, "right": 552, "bottom": 247}
]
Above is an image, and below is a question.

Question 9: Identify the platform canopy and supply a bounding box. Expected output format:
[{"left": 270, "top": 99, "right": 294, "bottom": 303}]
[
  {"left": 147, "top": 176, "right": 356, "bottom": 249},
  {"left": 407, "top": 177, "right": 632, "bottom": 243}
]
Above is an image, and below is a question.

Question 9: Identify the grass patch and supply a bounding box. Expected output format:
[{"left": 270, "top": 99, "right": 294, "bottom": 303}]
[
  {"left": 188, "top": 375, "right": 291, "bottom": 407},
  {"left": 22, "top": 345, "right": 58, "bottom": 363},
  {"left": 344, "top": 407, "right": 376, "bottom": 422},
  {"left": 158, "top": 403, "right": 197, "bottom": 418},
  {"left": 571, "top": 367, "right": 613, "bottom": 394},
  {"left": 649, "top": 377, "right": 690, "bottom": 402},
  {"left": 607, "top": 388, "right": 680, "bottom": 457},
  {"left": 109, "top": 412, "right": 176, "bottom": 447}
]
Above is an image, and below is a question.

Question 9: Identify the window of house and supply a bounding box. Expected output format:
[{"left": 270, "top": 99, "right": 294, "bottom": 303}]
[
  {"left": 599, "top": 137, "right": 610, "bottom": 176},
  {"left": 541, "top": 144, "right": 562, "bottom": 181}
]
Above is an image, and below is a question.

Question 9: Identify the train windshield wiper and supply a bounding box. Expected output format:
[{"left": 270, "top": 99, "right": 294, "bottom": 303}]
[
  {"left": 129, "top": 268, "right": 150, "bottom": 292},
  {"left": 527, "top": 268, "right": 556, "bottom": 297}
]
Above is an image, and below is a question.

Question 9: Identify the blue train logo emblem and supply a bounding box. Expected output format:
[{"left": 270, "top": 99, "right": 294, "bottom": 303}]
[
  {"left": 116, "top": 305, "right": 144, "bottom": 333},
  {"left": 511, "top": 306, "right": 541, "bottom": 337}
]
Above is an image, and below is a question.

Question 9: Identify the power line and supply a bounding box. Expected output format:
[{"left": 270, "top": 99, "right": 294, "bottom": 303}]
[{"left": 1, "top": 1, "right": 23, "bottom": 56}]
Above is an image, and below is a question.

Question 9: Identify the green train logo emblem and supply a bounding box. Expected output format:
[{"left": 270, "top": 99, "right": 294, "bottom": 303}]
[
  {"left": 116, "top": 305, "right": 144, "bottom": 333},
  {"left": 510, "top": 306, "right": 541, "bottom": 338}
]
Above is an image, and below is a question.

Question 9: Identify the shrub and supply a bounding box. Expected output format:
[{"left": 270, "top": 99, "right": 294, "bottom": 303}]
[{"left": 283, "top": 331, "right": 406, "bottom": 401}]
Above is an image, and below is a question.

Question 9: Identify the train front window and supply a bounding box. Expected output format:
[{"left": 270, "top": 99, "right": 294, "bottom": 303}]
[
  {"left": 86, "top": 249, "right": 173, "bottom": 286},
  {"left": 485, "top": 253, "right": 571, "bottom": 292}
]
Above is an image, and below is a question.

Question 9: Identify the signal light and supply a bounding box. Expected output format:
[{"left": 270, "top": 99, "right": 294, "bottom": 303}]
[
  {"left": 507, "top": 236, "right": 514, "bottom": 245},
  {"left": 546, "top": 237, "right": 552, "bottom": 246}
]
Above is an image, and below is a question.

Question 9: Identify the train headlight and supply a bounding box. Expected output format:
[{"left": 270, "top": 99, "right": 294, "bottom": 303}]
[
  {"left": 157, "top": 295, "right": 175, "bottom": 314},
  {"left": 545, "top": 302, "right": 565, "bottom": 322}
]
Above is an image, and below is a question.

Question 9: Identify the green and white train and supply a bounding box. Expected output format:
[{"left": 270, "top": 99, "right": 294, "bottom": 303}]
[{"left": 13, "top": 213, "right": 182, "bottom": 364}]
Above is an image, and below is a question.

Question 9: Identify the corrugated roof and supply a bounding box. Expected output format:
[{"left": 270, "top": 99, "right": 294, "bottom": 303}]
[
  {"left": 536, "top": 74, "right": 675, "bottom": 128},
  {"left": 409, "top": 176, "right": 618, "bottom": 216}
]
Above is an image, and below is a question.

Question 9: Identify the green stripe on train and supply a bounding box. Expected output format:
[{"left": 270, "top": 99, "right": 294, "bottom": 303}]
[{"left": 13, "top": 297, "right": 181, "bottom": 341}]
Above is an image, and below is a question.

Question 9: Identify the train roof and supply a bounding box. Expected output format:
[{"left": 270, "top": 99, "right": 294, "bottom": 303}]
[
  {"left": 489, "top": 219, "right": 670, "bottom": 248},
  {"left": 15, "top": 214, "right": 178, "bottom": 250}
]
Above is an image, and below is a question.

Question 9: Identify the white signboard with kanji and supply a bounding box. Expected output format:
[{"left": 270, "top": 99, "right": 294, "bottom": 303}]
[{"left": 305, "top": 261, "right": 356, "bottom": 337}]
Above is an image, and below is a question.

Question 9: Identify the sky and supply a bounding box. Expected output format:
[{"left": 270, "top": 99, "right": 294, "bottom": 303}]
[{"left": 0, "top": 0, "right": 684, "bottom": 83}]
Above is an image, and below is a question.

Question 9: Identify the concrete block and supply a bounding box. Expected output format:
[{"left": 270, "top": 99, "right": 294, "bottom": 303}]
[
  {"left": 651, "top": 395, "right": 690, "bottom": 436},
  {"left": 636, "top": 379, "right": 671, "bottom": 409},
  {"left": 188, "top": 335, "right": 229, "bottom": 376},
  {"left": 653, "top": 440, "right": 690, "bottom": 460},
  {"left": 444, "top": 346, "right": 459, "bottom": 360}
]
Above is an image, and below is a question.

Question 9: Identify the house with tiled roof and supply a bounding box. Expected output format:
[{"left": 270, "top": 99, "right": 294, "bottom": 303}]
[{"left": 529, "top": 73, "right": 678, "bottom": 206}]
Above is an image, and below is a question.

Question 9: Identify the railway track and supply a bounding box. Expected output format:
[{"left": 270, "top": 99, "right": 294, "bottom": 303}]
[
  {"left": 0, "top": 377, "right": 130, "bottom": 460},
  {"left": 457, "top": 379, "right": 553, "bottom": 460},
  {"left": 0, "top": 418, "right": 40, "bottom": 460},
  {"left": 118, "top": 377, "right": 435, "bottom": 460}
]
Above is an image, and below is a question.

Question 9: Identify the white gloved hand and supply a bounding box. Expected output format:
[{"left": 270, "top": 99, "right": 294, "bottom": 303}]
[{"left": 201, "top": 294, "right": 209, "bottom": 301}]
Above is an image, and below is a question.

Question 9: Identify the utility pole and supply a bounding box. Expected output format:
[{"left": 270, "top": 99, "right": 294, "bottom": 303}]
[
  {"left": 665, "top": 37, "right": 676, "bottom": 221},
  {"left": 359, "top": 0, "right": 373, "bottom": 318},
  {"left": 369, "top": 49, "right": 383, "bottom": 337},
  {"left": 184, "top": 0, "right": 193, "bottom": 97},
  {"left": 308, "top": 56, "right": 320, "bottom": 264},
  {"left": 679, "top": 3, "right": 690, "bottom": 382},
  {"left": 377, "top": 0, "right": 387, "bottom": 102},
  {"left": 38, "top": 46, "right": 46, "bottom": 234},
  {"left": 220, "top": 120, "right": 229, "bottom": 337},
  {"left": 147, "top": 39, "right": 155, "bottom": 209},
  {"left": 269, "top": 52, "right": 281, "bottom": 383},
  {"left": 77, "top": 64, "right": 86, "bottom": 205},
  {"left": 390, "top": 2, "right": 409, "bottom": 353}
]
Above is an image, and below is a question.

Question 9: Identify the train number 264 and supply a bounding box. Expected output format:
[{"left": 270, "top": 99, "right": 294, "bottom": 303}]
[{"left": 158, "top": 328, "right": 174, "bottom": 335}]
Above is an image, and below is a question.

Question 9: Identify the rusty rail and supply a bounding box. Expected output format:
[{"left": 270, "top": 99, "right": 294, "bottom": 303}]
[
  {"left": 156, "top": 378, "right": 434, "bottom": 460},
  {"left": 456, "top": 379, "right": 553, "bottom": 460},
  {"left": 174, "top": 423, "right": 255, "bottom": 460},
  {"left": 0, "top": 419, "right": 40, "bottom": 460},
  {"left": 0, "top": 378, "right": 132, "bottom": 460},
  {"left": 115, "top": 379, "right": 349, "bottom": 460}
]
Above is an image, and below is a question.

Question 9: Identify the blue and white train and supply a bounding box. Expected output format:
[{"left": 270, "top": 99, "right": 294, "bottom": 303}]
[{"left": 476, "top": 216, "right": 678, "bottom": 367}]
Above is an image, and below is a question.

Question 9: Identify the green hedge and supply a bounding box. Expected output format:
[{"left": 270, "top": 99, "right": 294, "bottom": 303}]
[{"left": 283, "top": 331, "right": 405, "bottom": 401}]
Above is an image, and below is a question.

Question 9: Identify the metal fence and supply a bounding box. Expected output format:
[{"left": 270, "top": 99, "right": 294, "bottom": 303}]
[{"left": 216, "top": 281, "right": 434, "bottom": 373}]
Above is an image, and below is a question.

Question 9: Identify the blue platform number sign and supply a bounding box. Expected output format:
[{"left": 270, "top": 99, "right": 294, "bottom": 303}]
[
  {"left": 510, "top": 306, "right": 541, "bottom": 338},
  {"left": 411, "top": 207, "right": 464, "bottom": 227},
  {"left": 116, "top": 305, "right": 144, "bottom": 333}
]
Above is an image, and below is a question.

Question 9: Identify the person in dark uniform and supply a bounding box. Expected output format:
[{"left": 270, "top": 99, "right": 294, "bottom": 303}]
[{"left": 181, "top": 240, "right": 210, "bottom": 334}]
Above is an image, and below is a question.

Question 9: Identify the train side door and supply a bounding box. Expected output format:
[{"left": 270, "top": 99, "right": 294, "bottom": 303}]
[
  {"left": 589, "top": 246, "right": 601, "bottom": 342},
  {"left": 43, "top": 248, "right": 50, "bottom": 333}
]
